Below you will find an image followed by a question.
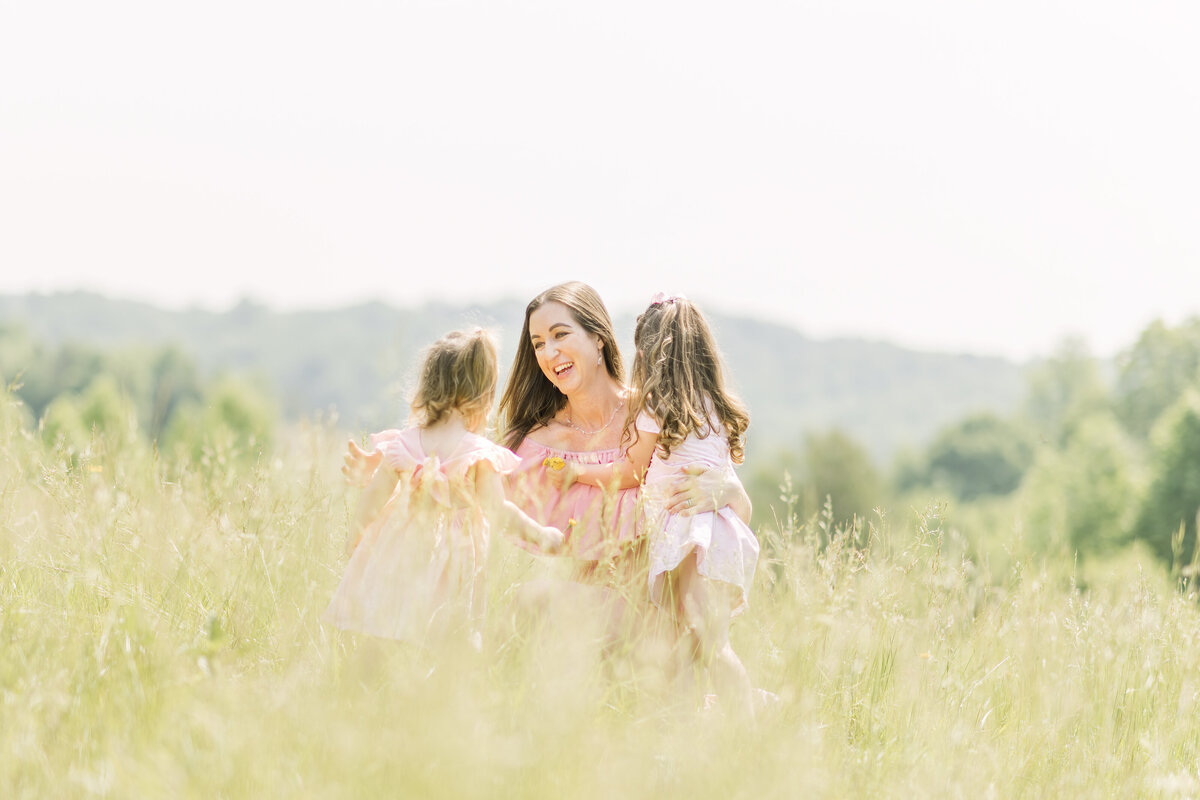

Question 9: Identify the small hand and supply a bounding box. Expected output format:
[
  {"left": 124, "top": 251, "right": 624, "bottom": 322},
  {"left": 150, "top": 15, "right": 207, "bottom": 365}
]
[
  {"left": 540, "top": 526, "right": 567, "bottom": 555},
  {"left": 343, "top": 439, "right": 383, "bottom": 487}
]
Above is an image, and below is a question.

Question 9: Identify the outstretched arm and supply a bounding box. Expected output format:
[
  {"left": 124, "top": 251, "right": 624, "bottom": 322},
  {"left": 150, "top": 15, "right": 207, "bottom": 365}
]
[
  {"left": 343, "top": 438, "right": 384, "bottom": 487},
  {"left": 348, "top": 465, "right": 401, "bottom": 553},
  {"left": 476, "top": 463, "right": 566, "bottom": 554}
]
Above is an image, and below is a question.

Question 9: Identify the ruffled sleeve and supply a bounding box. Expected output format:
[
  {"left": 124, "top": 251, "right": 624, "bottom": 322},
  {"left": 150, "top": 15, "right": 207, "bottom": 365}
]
[
  {"left": 374, "top": 429, "right": 423, "bottom": 472},
  {"left": 635, "top": 411, "right": 661, "bottom": 434},
  {"left": 368, "top": 429, "right": 404, "bottom": 451},
  {"left": 458, "top": 439, "right": 520, "bottom": 476}
]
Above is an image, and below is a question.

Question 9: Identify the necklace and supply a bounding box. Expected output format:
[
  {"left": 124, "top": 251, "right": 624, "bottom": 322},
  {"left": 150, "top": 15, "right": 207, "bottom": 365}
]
[{"left": 562, "top": 397, "right": 625, "bottom": 436}]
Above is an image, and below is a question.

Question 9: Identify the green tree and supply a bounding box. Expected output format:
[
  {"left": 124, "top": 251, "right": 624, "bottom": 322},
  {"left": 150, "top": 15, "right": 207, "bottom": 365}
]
[
  {"left": 890, "top": 445, "right": 927, "bottom": 494},
  {"left": 76, "top": 375, "right": 141, "bottom": 459},
  {"left": 798, "top": 430, "right": 885, "bottom": 523},
  {"left": 79, "top": 375, "right": 138, "bottom": 439},
  {"left": 745, "top": 452, "right": 801, "bottom": 532},
  {"left": 1022, "top": 337, "right": 1108, "bottom": 446},
  {"left": 9, "top": 342, "right": 103, "bottom": 420},
  {"left": 0, "top": 323, "right": 39, "bottom": 387},
  {"left": 747, "top": 430, "right": 885, "bottom": 530},
  {"left": 1114, "top": 318, "right": 1200, "bottom": 440},
  {"left": 163, "top": 375, "right": 276, "bottom": 463},
  {"left": 923, "top": 413, "right": 1034, "bottom": 501},
  {"left": 40, "top": 394, "right": 89, "bottom": 455},
  {"left": 1022, "top": 412, "right": 1138, "bottom": 555},
  {"left": 1132, "top": 388, "right": 1200, "bottom": 564},
  {"left": 146, "top": 346, "right": 202, "bottom": 438}
]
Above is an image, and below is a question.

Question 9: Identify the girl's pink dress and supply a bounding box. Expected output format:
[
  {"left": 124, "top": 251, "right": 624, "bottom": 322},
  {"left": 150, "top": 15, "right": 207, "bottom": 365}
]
[
  {"left": 508, "top": 438, "right": 641, "bottom": 562},
  {"left": 324, "top": 427, "right": 519, "bottom": 643},
  {"left": 637, "top": 411, "right": 759, "bottom": 614}
]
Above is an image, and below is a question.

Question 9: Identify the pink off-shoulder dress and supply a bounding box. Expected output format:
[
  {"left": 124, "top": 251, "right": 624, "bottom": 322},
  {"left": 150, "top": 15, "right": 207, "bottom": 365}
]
[
  {"left": 324, "top": 427, "right": 519, "bottom": 644},
  {"left": 508, "top": 438, "right": 641, "bottom": 563},
  {"left": 637, "top": 411, "right": 759, "bottom": 614}
]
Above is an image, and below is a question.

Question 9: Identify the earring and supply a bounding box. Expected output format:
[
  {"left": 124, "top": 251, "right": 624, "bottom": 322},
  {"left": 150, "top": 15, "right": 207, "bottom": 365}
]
[{"left": 596, "top": 351, "right": 603, "bottom": 366}]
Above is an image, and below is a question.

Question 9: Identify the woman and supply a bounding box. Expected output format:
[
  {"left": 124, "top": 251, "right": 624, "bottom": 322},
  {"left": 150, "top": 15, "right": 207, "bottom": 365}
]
[{"left": 497, "top": 282, "right": 749, "bottom": 580}]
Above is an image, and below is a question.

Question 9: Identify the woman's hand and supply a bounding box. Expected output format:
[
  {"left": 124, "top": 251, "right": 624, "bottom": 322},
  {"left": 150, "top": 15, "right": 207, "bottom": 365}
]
[
  {"left": 542, "top": 456, "right": 577, "bottom": 490},
  {"left": 343, "top": 439, "right": 383, "bottom": 487},
  {"left": 665, "top": 463, "right": 750, "bottom": 521}
]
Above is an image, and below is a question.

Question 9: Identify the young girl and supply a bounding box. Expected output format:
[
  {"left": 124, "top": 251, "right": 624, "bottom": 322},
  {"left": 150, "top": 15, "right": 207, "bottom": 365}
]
[
  {"left": 552, "top": 293, "right": 758, "bottom": 714},
  {"left": 325, "top": 328, "right": 565, "bottom": 650}
]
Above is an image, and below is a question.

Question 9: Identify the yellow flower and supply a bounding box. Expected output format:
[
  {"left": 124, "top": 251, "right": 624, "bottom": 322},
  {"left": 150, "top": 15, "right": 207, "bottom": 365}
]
[{"left": 542, "top": 456, "right": 566, "bottom": 472}]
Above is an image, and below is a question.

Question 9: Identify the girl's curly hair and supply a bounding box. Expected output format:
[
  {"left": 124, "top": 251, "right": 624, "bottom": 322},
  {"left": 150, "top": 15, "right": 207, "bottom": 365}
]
[
  {"left": 623, "top": 296, "right": 749, "bottom": 463},
  {"left": 411, "top": 328, "right": 498, "bottom": 429}
]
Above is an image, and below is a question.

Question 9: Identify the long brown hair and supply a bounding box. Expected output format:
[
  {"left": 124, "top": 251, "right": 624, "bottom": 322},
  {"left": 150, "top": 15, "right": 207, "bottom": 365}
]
[
  {"left": 499, "top": 282, "right": 624, "bottom": 450},
  {"left": 623, "top": 296, "right": 749, "bottom": 463},
  {"left": 411, "top": 328, "right": 498, "bottom": 429}
]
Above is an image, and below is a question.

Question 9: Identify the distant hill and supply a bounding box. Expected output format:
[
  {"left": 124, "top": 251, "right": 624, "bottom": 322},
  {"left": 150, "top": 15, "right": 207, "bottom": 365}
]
[{"left": 0, "top": 292, "right": 1027, "bottom": 462}]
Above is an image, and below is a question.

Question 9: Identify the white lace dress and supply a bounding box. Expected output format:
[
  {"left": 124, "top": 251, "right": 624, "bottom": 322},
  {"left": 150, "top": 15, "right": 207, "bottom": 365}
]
[{"left": 637, "top": 411, "right": 759, "bottom": 614}]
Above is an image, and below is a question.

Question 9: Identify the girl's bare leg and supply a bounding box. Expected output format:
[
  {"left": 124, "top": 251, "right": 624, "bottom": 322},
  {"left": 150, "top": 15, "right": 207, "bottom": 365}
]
[
  {"left": 653, "top": 570, "right": 700, "bottom": 712},
  {"left": 676, "top": 551, "right": 754, "bottom": 720}
]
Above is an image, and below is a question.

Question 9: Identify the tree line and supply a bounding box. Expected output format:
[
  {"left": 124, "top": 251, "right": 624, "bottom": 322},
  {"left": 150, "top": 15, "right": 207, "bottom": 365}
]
[
  {"left": 0, "top": 323, "right": 275, "bottom": 467},
  {"left": 744, "top": 318, "right": 1200, "bottom": 570},
  {"left": 8, "top": 303, "right": 1200, "bottom": 569}
]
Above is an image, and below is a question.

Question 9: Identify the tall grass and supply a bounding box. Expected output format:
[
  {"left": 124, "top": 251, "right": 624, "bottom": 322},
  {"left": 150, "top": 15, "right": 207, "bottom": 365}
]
[{"left": 3, "top": 388, "right": 1199, "bottom": 798}]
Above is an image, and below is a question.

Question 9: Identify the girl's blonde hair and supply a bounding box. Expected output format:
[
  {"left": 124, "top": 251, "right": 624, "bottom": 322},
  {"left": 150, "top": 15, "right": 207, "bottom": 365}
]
[
  {"left": 499, "top": 282, "right": 624, "bottom": 451},
  {"left": 624, "top": 296, "right": 749, "bottom": 463},
  {"left": 411, "top": 328, "right": 499, "bottom": 429}
]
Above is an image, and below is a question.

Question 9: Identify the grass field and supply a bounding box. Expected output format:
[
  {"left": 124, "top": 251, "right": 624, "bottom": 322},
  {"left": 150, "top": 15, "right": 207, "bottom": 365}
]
[{"left": 3, "top": 391, "right": 1200, "bottom": 799}]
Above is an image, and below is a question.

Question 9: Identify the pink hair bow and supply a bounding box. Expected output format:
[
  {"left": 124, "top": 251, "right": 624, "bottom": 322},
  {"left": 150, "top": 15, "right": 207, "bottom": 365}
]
[{"left": 650, "top": 292, "right": 685, "bottom": 306}]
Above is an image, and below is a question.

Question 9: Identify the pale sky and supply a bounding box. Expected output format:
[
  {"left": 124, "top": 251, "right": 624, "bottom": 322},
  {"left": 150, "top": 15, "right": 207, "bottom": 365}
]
[{"left": 2, "top": 1, "right": 1197, "bottom": 360}]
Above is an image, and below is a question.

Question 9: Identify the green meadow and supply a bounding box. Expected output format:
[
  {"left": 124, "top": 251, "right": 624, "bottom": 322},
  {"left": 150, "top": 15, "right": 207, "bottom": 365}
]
[{"left": 4, "top": 385, "right": 1200, "bottom": 799}]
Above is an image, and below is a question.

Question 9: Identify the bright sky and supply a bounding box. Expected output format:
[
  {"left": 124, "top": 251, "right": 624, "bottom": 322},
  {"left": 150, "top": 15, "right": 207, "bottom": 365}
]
[{"left": 2, "top": 1, "right": 1197, "bottom": 360}]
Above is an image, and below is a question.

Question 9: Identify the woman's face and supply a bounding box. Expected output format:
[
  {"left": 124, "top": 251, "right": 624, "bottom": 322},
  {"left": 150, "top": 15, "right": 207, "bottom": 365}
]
[{"left": 528, "top": 301, "right": 605, "bottom": 395}]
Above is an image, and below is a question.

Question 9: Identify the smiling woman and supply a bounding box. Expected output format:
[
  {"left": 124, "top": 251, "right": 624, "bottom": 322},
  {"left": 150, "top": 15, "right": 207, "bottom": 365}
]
[
  {"left": 500, "top": 283, "right": 624, "bottom": 453},
  {"left": 531, "top": 306, "right": 602, "bottom": 394},
  {"left": 499, "top": 282, "right": 638, "bottom": 564}
]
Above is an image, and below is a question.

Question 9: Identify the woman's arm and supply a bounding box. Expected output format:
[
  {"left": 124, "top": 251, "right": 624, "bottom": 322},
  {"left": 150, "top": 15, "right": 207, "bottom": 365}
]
[
  {"left": 724, "top": 474, "right": 753, "bottom": 524},
  {"left": 549, "top": 429, "right": 658, "bottom": 491},
  {"left": 348, "top": 465, "right": 401, "bottom": 553},
  {"left": 665, "top": 462, "right": 752, "bottom": 524},
  {"left": 476, "top": 463, "right": 566, "bottom": 554}
]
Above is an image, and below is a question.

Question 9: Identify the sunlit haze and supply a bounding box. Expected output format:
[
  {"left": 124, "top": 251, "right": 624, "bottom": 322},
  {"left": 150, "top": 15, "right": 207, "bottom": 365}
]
[{"left": 2, "top": 1, "right": 1198, "bottom": 360}]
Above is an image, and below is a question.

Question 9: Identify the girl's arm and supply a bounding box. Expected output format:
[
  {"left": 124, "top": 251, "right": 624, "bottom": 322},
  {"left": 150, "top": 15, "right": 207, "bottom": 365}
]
[
  {"left": 467, "top": 508, "right": 487, "bottom": 652},
  {"left": 348, "top": 465, "right": 401, "bottom": 553},
  {"left": 475, "top": 463, "right": 566, "bottom": 554},
  {"left": 343, "top": 438, "right": 384, "bottom": 487},
  {"left": 549, "top": 428, "right": 659, "bottom": 491}
]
